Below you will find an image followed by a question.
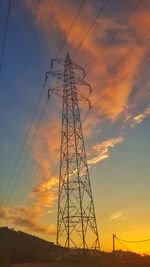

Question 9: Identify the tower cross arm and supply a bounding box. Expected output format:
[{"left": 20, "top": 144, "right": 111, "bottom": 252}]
[
  {"left": 48, "top": 86, "right": 63, "bottom": 99},
  {"left": 74, "top": 75, "right": 92, "bottom": 94},
  {"left": 77, "top": 91, "right": 92, "bottom": 110},
  {"left": 71, "top": 62, "right": 86, "bottom": 78}
]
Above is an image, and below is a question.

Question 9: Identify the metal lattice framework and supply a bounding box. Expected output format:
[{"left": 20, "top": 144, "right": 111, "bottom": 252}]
[{"left": 47, "top": 53, "right": 100, "bottom": 251}]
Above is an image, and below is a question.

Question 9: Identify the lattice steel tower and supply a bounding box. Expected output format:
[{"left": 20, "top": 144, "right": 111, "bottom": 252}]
[{"left": 47, "top": 53, "right": 100, "bottom": 251}]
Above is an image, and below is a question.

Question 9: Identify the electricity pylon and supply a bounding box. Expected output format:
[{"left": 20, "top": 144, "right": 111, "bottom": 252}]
[{"left": 46, "top": 53, "right": 100, "bottom": 251}]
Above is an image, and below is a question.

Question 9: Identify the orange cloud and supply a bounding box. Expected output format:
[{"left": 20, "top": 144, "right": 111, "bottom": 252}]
[
  {"left": 0, "top": 176, "right": 57, "bottom": 235},
  {"left": 0, "top": 112, "right": 61, "bottom": 236},
  {"left": 30, "top": 112, "right": 60, "bottom": 177},
  {"left": 130, "top": 105, "right": 150, "bottom": 127},
  {"left": 0, "top": 204, "right": 56, "bottom": 235},
  {"left": 31, "top": 176, "right": 58, "bottom": 210},
  {"left": 28, "top": 111, "right": 60, "bottom": 208},
  {"left": 129, "top": 8, "right": 150, "bottom": 36},
  {"left": 88, "top": 137, "right": 123, "bottom": 165},
  {"left": 24, "top": 0, "right": 150, "bottom": 124}
]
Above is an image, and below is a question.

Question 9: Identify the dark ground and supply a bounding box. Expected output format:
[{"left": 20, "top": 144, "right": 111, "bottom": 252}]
[{"left": 1, "top": 227, "right": 150, "bottom": 267}]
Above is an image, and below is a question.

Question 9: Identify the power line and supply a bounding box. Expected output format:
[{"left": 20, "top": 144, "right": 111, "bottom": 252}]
[
  {"left": 115, "top": 237, "right": 130, "bottom": 251},
  {"left": 2, "top": 0, "right": 148, "bottom": 208},
  {"left": 0, "top": 0, "right": 12, "bottom": 73},
  {"left": 4, "top": 85, "right": 63, "bottom": 205},
  {"left": 69, "top": 0, "right": 145, "bottom": 116},
  {"left": 94, "top": 52, "right": 150, "bottom": 106},
  {"left": 4, "top": 90, "right": 63, "bottom": 205},
  {"left": 5, "top": 6, "right": 150, "bottom": 205},
  {"left": 117, "top": 236, "right": 150, "bottom": 243},
  {"left": 82, "top": 50, "right": 150, "bottom": 125},
  {"left": 86, "top": 0, "right": 143, "bottom": 74},
  {"left": 5, "top": 100, "right": 49, "bottom": 206},
  {"left": 92, "top": 28, "right": 150, "bottom": 92},
  {"left": 2, "top": 0, "right": 87, "bottom": 205},
  {"left": 55, "top": 0, "right": 88, "bottom": 58},
  {"left": 80, "top": 28, "right": 149, "bottom": 126},
  {"left": 2, "top": 0, "right": 141, "bottom": 203},
  {"left": 1, "top": 0, "right": 85, "bottom": 204},
  {"left": 72, "top": 0, "right": 110, "bottom": 57},
  {"left": 71, "top": 0, "right": 145, "bottom": 122},
  {"left": 2, "top": 82, "right": 47, "bottom": 205}
]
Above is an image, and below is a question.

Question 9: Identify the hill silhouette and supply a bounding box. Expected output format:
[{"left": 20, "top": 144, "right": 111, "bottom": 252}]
[
  {"left": 1, "top": 227, "right": 150, "bottom": 267},
  {"left": 0, "top": 227, "right": 59, "bottom": 265}
]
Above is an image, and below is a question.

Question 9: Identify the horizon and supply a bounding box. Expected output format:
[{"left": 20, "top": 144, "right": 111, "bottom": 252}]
[{"left": 1, "top": 226, "right": 150, "bottom": 257}]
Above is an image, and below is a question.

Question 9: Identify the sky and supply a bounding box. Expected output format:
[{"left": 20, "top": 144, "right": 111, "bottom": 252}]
[{"left": 0, "top": 0, "right": 150, "bottom": 254}]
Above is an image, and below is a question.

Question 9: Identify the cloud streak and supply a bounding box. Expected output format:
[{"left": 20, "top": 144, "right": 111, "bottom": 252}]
[
  {"left": 110, "top": 210, "right": 126, "bottom": 221},
  {"left": 0, "top": 204, "right": 56, "bottom": 235},
  {"left": 88, "top": 137, "right": 123, "bottom": 165},
  {"left": 130, "top": 105, "right": 150, "bottom": 127}
]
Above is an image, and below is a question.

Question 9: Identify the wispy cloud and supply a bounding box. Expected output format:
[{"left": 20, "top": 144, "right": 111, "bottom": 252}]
[
  {"left": 110, "top": 211, "right": 126, "bottom": 221},
  {"left": 130, "top": 105, "right": 150, "bottom": 128},
  {"left": 44, "top": 210, "right": 56, "bottom": 215},
  {"left": 88, "top": 137, "right": 123, "bottom": 165}
]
